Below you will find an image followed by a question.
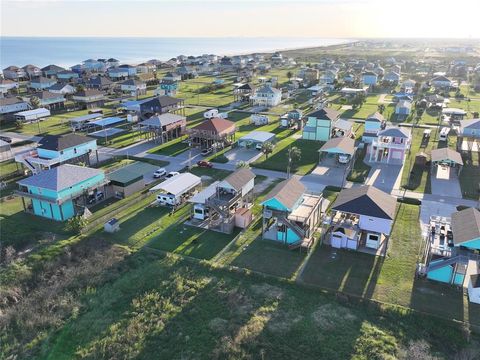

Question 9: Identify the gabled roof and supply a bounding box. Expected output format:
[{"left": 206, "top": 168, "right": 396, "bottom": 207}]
[
  {"left": 32, "top": 91, "right": 64, "bottom": 100},
  {"left": 121, "top": 79, "right": 145, "bottom": 86},
  {"left": 331, "top": 185, "right": 396, "bottom": 220},
  {"left": 262, "top": 177, "right": 305, "bottom": 211},
  {"left": 75, "top": 89, "right": 105, "bottom": 97},
  {"left": 0, "top": 97, "right": 25, "bottom": 106},
  {"left": 139, "top": 113, "right": 186, "bottom": 128},
  {"left": 307, "top": 107, "right": 340, "bottom": 121},
  {"left": 41, "top": 64, "right": 65, "bottom": 72},
  {"left": 192, "top": 117, "right": 235, "bottom": 134},
  {"left": 38, "top": 134, "right": 95, "bottom": 151},
  {"left": 460, "top": 118, "right": 480, "bottom": 130},
  {"left": 255, "top": 85, "right": 281, "bottom": 95},
  {"left": 366, "top": 112, "right": 385, "bottom": 122},
  {"left": 17, "top": 164, "right": 103, "bottom": 192},
  {"left": 451, "top": 208, "right": 480, "bottom": 245},
  {"left": 378, "top": 127, "right": 410, "bottom": 138},
  {"left": 138, "top": 95, "right": 182, "bottom": 108},
  {"left": 87, "top": 76, "right": 113, "bottom": 86},
  {"left": 431, "top": 147, "right": 463, "bottom": 165},
  {"left": 31, "top": 76, "right": 55, "bottom": 84},
  {"left": 48, "top": 83, "right": 73, "bottom": 91},
  {"left": 319, "top": 136, "right": 356, "bottom": 156},
  {"left": 333, "top": 119, "right": 353, "bottom": 131},
  {"left": 222, "top": 168, "right": 255, "bottom": 191},
  {"left": 431, "top": 75, "right": 451, "bottom": 83}
]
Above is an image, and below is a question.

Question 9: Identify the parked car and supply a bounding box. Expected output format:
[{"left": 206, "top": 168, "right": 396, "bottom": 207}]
[
  {"left": 87, "top": 191, "right": 104, "bottom": 204},
  {"left": 153, "top": 168, "right": 167, "bottom": 178},
  {"left": 0, "top": 136, "right": 12, "bottom": 143},
  {"left": 197, "top": 160, "right": 213, "bottom": 168},
  {"left": 255, "top": 143, "right": 263, "bottom": 150},
  {"left": 201, "top": 148, "right": 213, "bottom": 156},
  {"left": 166, "top": 171, "right": 180, "bottom": 179}
]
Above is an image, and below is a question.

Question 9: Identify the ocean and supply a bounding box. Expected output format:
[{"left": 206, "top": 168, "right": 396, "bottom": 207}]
[{"left": 0, "top": 37, "right": 350, "bottom": 68}]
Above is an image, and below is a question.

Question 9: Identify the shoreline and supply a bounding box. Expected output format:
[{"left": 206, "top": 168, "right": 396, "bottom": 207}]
[{"left": 0, "top": 37, "right": 355, "bottom": 68}]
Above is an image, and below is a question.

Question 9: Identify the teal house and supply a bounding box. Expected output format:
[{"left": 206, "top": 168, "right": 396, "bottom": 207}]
[
  {"left": 261, "top": 178, "right": 323, "bottom": 249},
  {"left": 29, "top": 76, "right": 57, "bottom": 90},
  {"left": 302, "top": 107, "right": 340, "bottom": 142},
  {"left": 15, "top": 134, "right": 98, "bottom": 174},
  {"left": 426, "top": 208, "right": 480, "bottom": 286},
  {"left": 16, "top": 164, "right": 108, "bottom": 221}
]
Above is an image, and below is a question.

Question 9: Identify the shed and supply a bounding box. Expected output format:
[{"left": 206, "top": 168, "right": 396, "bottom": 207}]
[
  {"left": 107, "top": 161, "right": 158, "bottom": 198},
  {"left": 104, "top": 218, "right": 120, "bottom": 233},
  {"left": 415, "top": 152, "right": 428, "bottom": 166},
  {"left": 14, "top": 108, "right": 50, "bottom": 122},
  {"left": 234, "top": 207, "right": 253, "bottom": 229},
  {"left": 431, "top": 147, "right": 463, "bottom": 178},
  {"left": 238, "top": 131, "right": 276, "bottom": 148}
]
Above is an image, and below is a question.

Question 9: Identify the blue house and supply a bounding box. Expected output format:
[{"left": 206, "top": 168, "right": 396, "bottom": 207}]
[
  {"left": 16, "top": 164, "right": 108, "bottom": 221},
  {"left": 395, "top": 100, "right": 412, "bottom": 116},
  {"left": 362, "top": 112, "right": 385, "bottom": 143},
  {"left": 459, "top": 118, "right": 480, "bottom": 139},
  {"left": 362, "top": 71, "right": 378, "bottom": 86},
  {"left": 83, "top": 59, "right": 106, "bottom": 72},
  {"left": 261, "top": 178, "right": 323, "bottom": 249},
  {"left": 15, "top": 134, "right": 97, "bottom": 174},
  {"left": 302, "top": 107, "right": 340, "bottom": 141},
  {"left": 41, "top": 64, "right": 65, "bottom": 78},
  {"left": 31, "top": 91, "right": 66, "bottom": 110},
  {"left": 29, "top": 76, "right": 57, "bottom": 90},
  {"left": 426, "top": 208, "right": 480, "bottom": 287},
  {"left": 57, "top": 70, "right": 79, "bottom": 81},
  {"left": 157, "top": 79, "right": 178, "bottom": 96},
  {"left": 108, "top": 67, "right": 130, "bottom": 79}
]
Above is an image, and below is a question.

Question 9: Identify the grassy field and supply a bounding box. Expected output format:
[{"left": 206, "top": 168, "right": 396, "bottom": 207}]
[
  {"left": 30, "top": 251, "right": 476, "bottom": 360},
  {"left": 147, "top": 135, "right": 189, "bottom": 156},
  {"left": 252, "top": 138, "right": 323, "bottom": 175},
  {"left": 347, "top": 146, "right": 371, "bottom": 183},
  {"left": 460, "top": 149, "right": 480, "bottom": 200},
  {"left": 300, "top": 203, "right": 480, "bottom": 325}
]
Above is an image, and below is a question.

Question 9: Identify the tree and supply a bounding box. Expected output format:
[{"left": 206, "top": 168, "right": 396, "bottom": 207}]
[
  {"left": 236, "top": 160, "right": 250, "bottom": 169},
  {"left": 261, "top": 141, "right": 274, "bottom": 158},
  {"left": 15, "top": 120, "right": 24, "bottom": 129},
  {"left": 287, "top": 146, "right": 301, "bottom": 177},
  {"left": 30, "top": 96, "right": 40, "bottom": 109},
  {"left": 286, "top": 71, "right": 293, "bottom": 81},
  {"left": 66, "top": 216, "right": 88, "bottom": 234},
  {"left": 378, "top": 104, "right": 385, "bottom": 114},
  {"left": 75, "top": 84, "right": 85, "bottom": 93}
]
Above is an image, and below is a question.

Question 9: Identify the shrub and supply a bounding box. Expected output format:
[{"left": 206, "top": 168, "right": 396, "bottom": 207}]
[{"left": 397, "top": 197, "right": 421, "bottom": 205}]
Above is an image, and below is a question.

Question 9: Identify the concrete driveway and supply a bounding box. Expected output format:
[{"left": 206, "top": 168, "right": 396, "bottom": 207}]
[
  {"left": 430, "top": 171, "right": 462, "bottom": 198},
  {"left": 365, "top": 164, "right": 403, "bottom": 193},
  {"left": 224, "top": 148, "right": 263, "bottom": 164},
  {"left": 306, "top": 156, "right": 349, "bottom": 188}
]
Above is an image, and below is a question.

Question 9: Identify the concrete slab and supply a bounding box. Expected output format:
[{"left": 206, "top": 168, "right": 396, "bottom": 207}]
[
  {"left": 365, "top": 163, "right": 403, "bottom": 193},
  {"left": 430, "top": 172, "right": 462, "bottom": 198},
  {"left": 225, "top": 148, "right": 263, "bottom": 164}
]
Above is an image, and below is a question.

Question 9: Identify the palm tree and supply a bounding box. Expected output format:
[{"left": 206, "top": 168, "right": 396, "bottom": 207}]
[
  {"left": 30, "top": 96, "right": 40, "bottom": 109},
  {"left": 287, "top": 146, "right": 301, "bottom": 177},
  {"left": 286, "top": 71, "right": 293, "bottom": 81},
  {"left": 261, "top": 141, "right": 274, "bottom": 158},
  {"left": 236, "top": 160, "right": 250, "bottom": 169}
]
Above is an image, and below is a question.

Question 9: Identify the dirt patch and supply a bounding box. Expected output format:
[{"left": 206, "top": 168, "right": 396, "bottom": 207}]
[
  {"left": 250, "top": 283, "right": 284, "bottom": 300},
  {"left": 312, "top": 303, "right": 357, "bottom": 330}
]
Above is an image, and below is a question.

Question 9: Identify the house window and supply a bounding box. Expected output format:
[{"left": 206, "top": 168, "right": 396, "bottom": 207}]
[{"left": 74, "top": 148, "right": 77, "bottom": 154}]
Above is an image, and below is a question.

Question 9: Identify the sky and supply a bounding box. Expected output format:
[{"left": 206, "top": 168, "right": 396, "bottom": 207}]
[{"left": 1, "top": 0, "right": 480, "bottom": 39}]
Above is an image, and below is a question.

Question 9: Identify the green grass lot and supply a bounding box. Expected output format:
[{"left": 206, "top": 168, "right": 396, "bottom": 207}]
[
  {"left": 400, "top": 127, "right": 456, "bottom": 194},
  {"left": 147, "top": 135, "right": 189, "bottom": 156},
  {"left": 252, "top": 138, "right": 323, "bottom": 175},
  {"left": 330, "top": 94, "right": 382, "bottom": 120},
  {"left": 35, "top": 252, "right": 475, "bottom": 360},
  {"left": 177, "top": 76, "right": 236, "bottom": 108},
  {"left": 347, "top": 146, "right": 371, "bottom": 183},
  {"left": 0, "top": 197, "right": 68, "bottom": 250},
  {"left": 460, "top": 149, "right": 480, "bottom": 200},
  {"left": 301, "top": 203, "right": 480, "bottom": 326}
]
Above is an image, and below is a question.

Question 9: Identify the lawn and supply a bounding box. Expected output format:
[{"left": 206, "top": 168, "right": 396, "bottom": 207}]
[
  {"left": 147, "top": 135, "right": 189, "bottom": 156},
  {"left": 34, "top": 251, "right": 474, "bottom": 360},
  {"left": 459, "top": 149, "right": 480, "bottom": 200},
  {"left": 347, "top": 146, "right": 371, "bottom": 183},
  {"left": 300, "top": 203, "right": 480, "bottom": 326},
  {"left": 252, "top": 138, "right": 323, "bottom": 175}
]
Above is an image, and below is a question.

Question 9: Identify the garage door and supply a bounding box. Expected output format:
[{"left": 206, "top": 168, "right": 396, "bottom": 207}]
[{"left": 391, "top": 150, "right": 403, "bottom": 160}]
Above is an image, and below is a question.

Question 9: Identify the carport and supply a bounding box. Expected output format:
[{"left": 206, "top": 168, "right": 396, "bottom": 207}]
[
  {"left": 238, "top": 131, "right": 276, "bottom": 149},
  {"left": 431, "top": 147, "right": 463, "bottom": 179},
  {"left": 318, "top": 136, "right": 356, "bottom": 164}
]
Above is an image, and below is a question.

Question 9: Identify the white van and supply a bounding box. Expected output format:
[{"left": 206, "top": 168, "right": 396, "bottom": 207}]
[{"left": 439, "top": 127, "right": 450, "bottom": 141}]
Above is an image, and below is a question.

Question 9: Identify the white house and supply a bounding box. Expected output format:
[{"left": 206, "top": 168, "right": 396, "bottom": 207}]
[
  {"left": 369, "top": 127, "right": 411, "bottom": 164},
  {"left": 328, "top": 185, "right": 397, "bottom": 255},
  {"left": 250, "top": 85, "right": 282, "bottom": 108},
  {"left": 0, "top": 79, "right": 19, "bottom": 94},
  {"left": 362, "top": 71, "right": 378, "bottom": 86},
  {"left": 0, "top": 97, "right": 30, "bottom": 114},
  {"left": 120, "top": 79, "right": 147, "bottom": 96},
  {"left": 48, "top": 83, "right": 76, "bottom": 95},
  {"left": 431, "top": 75, "right": 452, "bottom": 89}
]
